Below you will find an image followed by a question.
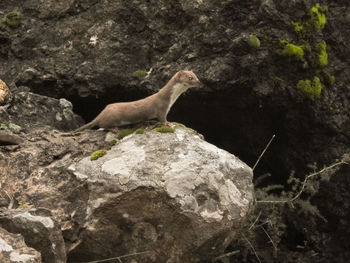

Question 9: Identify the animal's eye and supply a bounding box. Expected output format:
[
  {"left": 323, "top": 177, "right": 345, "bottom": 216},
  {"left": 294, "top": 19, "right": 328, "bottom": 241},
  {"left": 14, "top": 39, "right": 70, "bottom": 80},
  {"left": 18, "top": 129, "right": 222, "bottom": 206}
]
[{"left": 189, "top": 77, "right": 193, "bottom": 80}]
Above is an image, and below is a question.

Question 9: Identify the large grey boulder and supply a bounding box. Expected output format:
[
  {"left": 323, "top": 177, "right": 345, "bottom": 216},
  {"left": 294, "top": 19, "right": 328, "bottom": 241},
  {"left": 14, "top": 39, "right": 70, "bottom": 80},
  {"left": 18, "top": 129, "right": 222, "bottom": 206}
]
[{"left": 68, "top": 127, "right": 253, "bottom": 262}]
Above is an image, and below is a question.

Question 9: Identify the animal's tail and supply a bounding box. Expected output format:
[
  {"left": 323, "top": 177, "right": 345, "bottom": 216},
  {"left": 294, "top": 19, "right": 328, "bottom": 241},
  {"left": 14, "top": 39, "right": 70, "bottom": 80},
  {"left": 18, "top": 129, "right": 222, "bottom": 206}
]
[{"left": 74, "top": 120, "right": 96, "bottom": 132}]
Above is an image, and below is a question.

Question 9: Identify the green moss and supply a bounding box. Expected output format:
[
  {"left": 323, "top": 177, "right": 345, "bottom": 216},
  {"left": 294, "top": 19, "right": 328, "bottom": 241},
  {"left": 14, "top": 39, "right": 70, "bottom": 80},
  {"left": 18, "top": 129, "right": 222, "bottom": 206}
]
[
  {"left": 282, "top": 43, "right": 304, "bottom": 60},
  {"left": 316, "top": 40, "right": 328, "bottom": 67},
  {"left": 3, "top": 11, "right": 21, "bottom": 28},
  {"left": 324, "top": 72, "right": 335, "bottom": 86},
  {"left": 249, "top": 34, "right": 260, "bottom": 49},
  {"left": 110, "top": 139, "right": 118, "bottom": 146},
  {"left": 309, "top": 3, "right": 327, "bottom": 30},
  {"left": 0, "top": 123, "right": 8, "bottom": 130},
  {"left": 297, "top": 76, "right": 323, "bottom": 100},
  {"left": 328, "top": 75, "right": 335, "bottom": 85},
  {"left": 90, "top": 149, "right": 107, "bottom": 161},
  {"left": 135, "top": 128, "right": 145, "bottom": 134},
  {"left": 292, "top": 21, "right": 304, "bottom": 34},
  {"left": 154, "top": 126, "right": 175, "bottom": 133},
  {"left": 117, "top": 128, "right": 136, "bottom": 139},
  {"left": 171, "top": 122, "right": 199, "bottom": 135},
  {"left": 132, "top": 70, "right": 148, "bottom": 79}
]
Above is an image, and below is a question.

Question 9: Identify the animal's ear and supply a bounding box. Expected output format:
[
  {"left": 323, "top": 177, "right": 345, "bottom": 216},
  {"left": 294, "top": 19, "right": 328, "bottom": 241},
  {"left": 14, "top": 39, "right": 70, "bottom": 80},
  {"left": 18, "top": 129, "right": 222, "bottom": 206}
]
[
  {"left": 177, "top": 70, "right": 185, "bottom": 76},
  {"left": 173, "top": 70, "right": 184, "bottom": 81}
]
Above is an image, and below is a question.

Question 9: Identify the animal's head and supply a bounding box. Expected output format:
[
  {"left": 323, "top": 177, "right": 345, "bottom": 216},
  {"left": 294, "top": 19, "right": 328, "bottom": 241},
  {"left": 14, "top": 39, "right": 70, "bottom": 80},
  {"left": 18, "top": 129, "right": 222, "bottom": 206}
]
[{"left": 173, "top": 70, "right": 200, "bottom": 88}]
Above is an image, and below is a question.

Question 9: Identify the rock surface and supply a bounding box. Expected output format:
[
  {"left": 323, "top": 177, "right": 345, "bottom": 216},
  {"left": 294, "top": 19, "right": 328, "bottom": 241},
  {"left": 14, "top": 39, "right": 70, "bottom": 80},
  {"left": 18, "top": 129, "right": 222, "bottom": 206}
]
[
  {"left": 0, "top": 91, "right": 83, "bottom": 132},
  {"left": 68, "top": 127, "right": 253, "bottom": 262},
  {"left": 0, "top": 209, "right": 66, "bottom": 263},
  {"left": 0, "top": 226, "right": 41, "bottom": 263},
  {"left": 0, "top": 123, "right": 253, "bottom": 262}
]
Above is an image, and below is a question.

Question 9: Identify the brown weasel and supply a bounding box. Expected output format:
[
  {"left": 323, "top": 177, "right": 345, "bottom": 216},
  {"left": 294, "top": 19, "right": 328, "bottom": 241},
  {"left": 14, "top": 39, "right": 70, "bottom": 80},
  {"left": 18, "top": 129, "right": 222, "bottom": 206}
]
[{"left": 75, "top": 70, "right": 200, "bottom": 131}]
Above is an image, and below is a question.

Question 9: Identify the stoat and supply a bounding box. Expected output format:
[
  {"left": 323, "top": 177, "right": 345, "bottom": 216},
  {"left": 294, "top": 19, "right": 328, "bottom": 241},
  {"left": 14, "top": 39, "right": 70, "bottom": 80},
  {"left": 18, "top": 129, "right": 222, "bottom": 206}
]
[{"left": 75, "top": 70, "right": 200, "bottom": 131}]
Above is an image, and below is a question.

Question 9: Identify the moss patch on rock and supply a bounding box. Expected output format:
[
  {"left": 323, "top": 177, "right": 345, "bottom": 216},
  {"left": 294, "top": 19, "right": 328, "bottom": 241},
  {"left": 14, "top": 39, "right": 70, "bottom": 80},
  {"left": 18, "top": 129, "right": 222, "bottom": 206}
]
[
  {"left": 171, "top": 122, "right": 186, "bottom": 128},
  {"left": 90, "top": 149, "right": 107, "bottom": 161},
  {"left": 249, "top": 34, "right": 260, "bottom": 49},
  {"left": 132, "top": 70, "right": 148, "bottom": 79},
  {"left": 297, "top": 77, "right": 323, "bottom": 100},
  {"left": 3, "top": 11, "right": 21, "bottom": 28},
  {"left": 154, "top": 126, "right": 175, "bottom": 133},
  {"left": 110, "top": 139, "right": 118, "bottom": 146},
  {"left": 316, "top": 40, "right": 328, "bottom": 67},
  {"left": 281, "top": 43, "right": 304, "bottom": 60},
  {"left": 117, "top": 128, "right": 137, "bottom": 139},
  {"left": 309, "top": 3, "right": 328, "bottom": 30},
  {"left": 292, "top": 21, "right": 304, "bottom": 35},
  {"left": 324, "top": 71, "right": 335, "bottom": 86},
  {"left": 135, "top": 128, "right": 145, "bottom": 134}
]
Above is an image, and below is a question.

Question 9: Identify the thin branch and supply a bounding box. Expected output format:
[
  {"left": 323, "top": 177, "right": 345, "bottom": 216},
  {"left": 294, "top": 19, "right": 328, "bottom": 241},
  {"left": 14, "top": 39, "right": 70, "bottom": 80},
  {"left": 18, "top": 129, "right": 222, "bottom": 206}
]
[
  {"left": 260, "top": 225, "right": 277, "bottom": 253},
  {"left": 257, "top": 160, "right": 348, "bottom": 204},
  {"left": 249, "top": 211, "right": 262, "bottom": 230},
  {"left": 80, "top": 251, "right": 151, "bottom": 263},
  {"left": 212, "top": 250, "right": 240, "bottom": 262},
  {"left": 253, "top": 135, "right": 275, "bottom": 171},
  {"left": 243, "top": 234, "right": 261, "bottom": 263}
]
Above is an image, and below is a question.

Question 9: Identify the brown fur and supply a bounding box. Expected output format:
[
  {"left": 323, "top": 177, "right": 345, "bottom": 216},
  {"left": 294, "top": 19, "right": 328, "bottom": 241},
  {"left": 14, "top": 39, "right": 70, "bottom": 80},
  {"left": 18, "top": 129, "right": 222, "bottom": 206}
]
[{"left": 75, "top": 70, "right": 200, "bottom": 131}]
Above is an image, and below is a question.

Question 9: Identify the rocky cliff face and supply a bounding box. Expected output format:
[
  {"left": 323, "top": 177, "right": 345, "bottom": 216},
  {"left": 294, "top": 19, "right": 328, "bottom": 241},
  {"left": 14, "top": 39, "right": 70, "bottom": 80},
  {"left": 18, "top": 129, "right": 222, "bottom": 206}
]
[{"left": 1, "top": 0, "right": 350, "bottom": 262}]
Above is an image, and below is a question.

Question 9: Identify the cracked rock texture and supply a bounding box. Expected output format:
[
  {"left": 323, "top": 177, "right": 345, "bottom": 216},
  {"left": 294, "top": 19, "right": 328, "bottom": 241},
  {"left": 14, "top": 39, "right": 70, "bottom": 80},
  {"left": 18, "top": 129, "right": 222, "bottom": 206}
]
[
  {"left": 0, "top": 226, "right": 41, "bottom": 263},
  {"left": 69, "top": 128, "right": 253, "bottom": 262},
  {"left": 0, "top": 209, "right": 66, "bottom": 263}
]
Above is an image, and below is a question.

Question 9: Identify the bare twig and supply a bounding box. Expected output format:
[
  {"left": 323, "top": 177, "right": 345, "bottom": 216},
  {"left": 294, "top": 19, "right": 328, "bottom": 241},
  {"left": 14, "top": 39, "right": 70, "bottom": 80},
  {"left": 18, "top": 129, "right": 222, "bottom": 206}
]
[
  {"left": 260, "top": 225, "right": 277, "bottom": 253},
  {"left": 252, "top": 135, "right": 275, "bottom": 171},
  {"left": 212, "top": 250, "right": 240, "bottom": 262},
  {"left": 249, "top": 211, "right": 262, "bottom": 230},
  {"left": 80, "top": 251, "right": 151, "bottom": 263},
  {"left": 257, "top": 160, "right": 348, "bottom": 204},
  {"left": 243, "top": 234, "right": 261, "bottom": 263}
]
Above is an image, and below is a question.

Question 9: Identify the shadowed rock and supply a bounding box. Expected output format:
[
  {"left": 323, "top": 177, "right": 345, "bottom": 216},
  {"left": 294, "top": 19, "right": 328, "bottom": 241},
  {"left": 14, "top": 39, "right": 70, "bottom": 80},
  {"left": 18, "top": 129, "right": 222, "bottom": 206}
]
[{"left": 0, "top": 226, "right": 41, "bottom": 263}]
